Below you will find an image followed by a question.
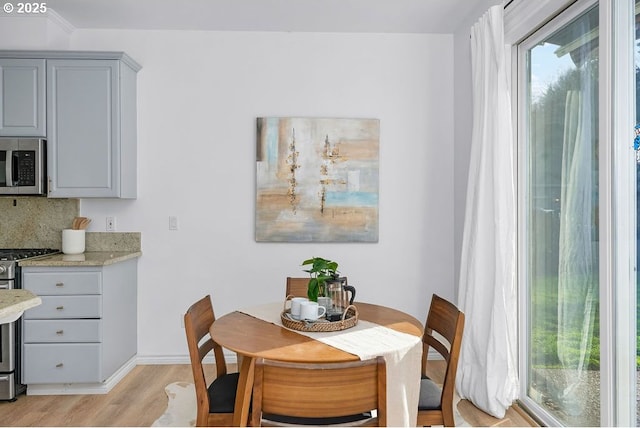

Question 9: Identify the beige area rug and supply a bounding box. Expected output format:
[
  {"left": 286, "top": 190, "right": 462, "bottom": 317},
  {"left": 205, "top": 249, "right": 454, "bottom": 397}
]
[
  {"left": 152, "top": 382, "right": 197, "bottom": 427},
  {"left": 152, "top": 381, "right": 470, "bottom": 427}
]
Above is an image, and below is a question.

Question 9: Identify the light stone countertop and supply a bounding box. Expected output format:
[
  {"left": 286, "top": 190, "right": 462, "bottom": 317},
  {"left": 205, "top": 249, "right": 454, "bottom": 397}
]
[
  {"left": 0, "top": 290, "right": 41, "bottom": 323},
  {"left": 18, "top": 251, "right": 142, "bottom": 267}
]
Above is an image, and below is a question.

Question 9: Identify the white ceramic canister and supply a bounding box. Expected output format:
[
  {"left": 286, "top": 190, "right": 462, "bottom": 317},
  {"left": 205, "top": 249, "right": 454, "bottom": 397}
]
[{"left": 62, "top": 229, "right": 86, "bottom": 254}]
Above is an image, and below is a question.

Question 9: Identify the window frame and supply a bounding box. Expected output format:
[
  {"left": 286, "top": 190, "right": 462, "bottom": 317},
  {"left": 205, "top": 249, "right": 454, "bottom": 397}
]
[{"left": 507, "top": 0, "right": 637, "bottom": 425}]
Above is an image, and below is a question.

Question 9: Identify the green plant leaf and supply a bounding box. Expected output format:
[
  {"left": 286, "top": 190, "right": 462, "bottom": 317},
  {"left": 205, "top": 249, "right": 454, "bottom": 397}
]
[
  {"left": 301, "top": 257, "right": 340, "bottom": 299},
  {"left": 307, "top": 278, "right": 319, "bottom": 302}
]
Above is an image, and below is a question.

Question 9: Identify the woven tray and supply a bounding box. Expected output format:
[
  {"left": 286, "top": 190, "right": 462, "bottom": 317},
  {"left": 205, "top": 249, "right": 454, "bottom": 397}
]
[{"left": 281, "top": 301, "right": 358, "bottom": 332}]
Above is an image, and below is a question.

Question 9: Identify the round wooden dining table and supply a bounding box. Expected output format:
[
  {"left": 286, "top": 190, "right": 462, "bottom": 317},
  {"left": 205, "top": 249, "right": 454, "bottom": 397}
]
[{"left": 209, "top": 301, "right": 423, "bottom": 426}]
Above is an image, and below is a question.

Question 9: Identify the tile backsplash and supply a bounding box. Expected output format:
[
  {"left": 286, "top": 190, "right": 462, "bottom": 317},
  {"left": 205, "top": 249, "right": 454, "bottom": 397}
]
[
  {"left": 0, "top": 197, "right": 79, "bottom": 248},
  {"left": 0, "top": 197, "right": 141, "bottom": 251},
  {"left": 85, "top": 232, "right": 141, "bottom": 252}
]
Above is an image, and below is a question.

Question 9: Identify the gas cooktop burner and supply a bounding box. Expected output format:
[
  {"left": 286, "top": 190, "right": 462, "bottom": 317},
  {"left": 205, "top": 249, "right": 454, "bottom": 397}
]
[{"left": 0, "top": 248, "right": 60, "bottom": 261}]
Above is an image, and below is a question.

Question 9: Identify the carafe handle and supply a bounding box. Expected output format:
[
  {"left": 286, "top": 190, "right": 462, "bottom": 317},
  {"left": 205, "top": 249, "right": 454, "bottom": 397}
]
[{"left": 344, "top": 285, "right": 356, "bottom": 305}]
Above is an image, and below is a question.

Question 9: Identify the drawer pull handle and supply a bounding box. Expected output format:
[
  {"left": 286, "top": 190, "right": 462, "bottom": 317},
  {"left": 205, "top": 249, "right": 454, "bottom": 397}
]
[
  {"left": 56, "top": 363, "right": 63, "bottom": 368},
  {"left": 56, "top": 282, "right": 64, "bottom": 287},
  {"left": 56, "top": 306, "right": 64, "bottom": 311},
  {"left": 56, "top": 330, "right": 64, "bottom": 335}
]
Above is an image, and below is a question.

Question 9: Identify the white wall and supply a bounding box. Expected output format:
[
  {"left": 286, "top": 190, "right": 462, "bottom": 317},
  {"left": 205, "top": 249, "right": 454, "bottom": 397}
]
[
  {"left": 0, "top": 14, "right": 72, "bottom": 49},
  {"left": 1, "top": 22, "right": 455, "bottom": 361}
]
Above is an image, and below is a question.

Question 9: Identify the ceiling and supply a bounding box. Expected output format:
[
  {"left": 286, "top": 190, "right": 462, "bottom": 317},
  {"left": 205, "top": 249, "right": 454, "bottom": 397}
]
[{"left": 43, "top": 0, "right": 481, "bottom": 34}]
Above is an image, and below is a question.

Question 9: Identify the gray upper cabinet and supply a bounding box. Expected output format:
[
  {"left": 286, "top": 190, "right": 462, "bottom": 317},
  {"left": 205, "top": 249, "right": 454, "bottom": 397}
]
[
  {"left": 0, "top": 59, "right": 46, "bottom": 137},
  {"left": 0, "top": 50, "right": 140, "bottom": 199},
  {"left": 47, "top": 58, "right": 138, "bottom": 198}
]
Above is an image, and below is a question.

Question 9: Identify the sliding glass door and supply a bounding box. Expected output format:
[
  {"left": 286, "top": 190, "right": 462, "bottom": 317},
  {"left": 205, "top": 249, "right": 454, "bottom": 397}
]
[
  {"left": 635, "top": 1, "right": 640, "bottom": 425},
  {"left": 519, "top": 2, "right": 601, "bottom": 426}
]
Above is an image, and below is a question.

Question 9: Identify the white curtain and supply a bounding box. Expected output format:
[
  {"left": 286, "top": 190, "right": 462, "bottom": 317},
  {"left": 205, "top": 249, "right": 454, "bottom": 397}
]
[
  {"left": 556, "top": 55, "right": 598, "bottom": 416},
  {"left": 456, "top": 5, "right": 519, "bottom": 419}
]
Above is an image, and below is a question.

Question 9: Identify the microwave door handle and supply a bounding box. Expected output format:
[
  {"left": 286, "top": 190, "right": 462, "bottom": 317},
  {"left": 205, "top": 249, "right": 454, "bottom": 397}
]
[{"left": 5, "top": 150, "right": 12, "bottom": 187}]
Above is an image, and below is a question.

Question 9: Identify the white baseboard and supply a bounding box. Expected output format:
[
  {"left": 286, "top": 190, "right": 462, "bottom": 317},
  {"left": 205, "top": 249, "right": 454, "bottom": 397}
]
[
  {"left": 26, "top": 355, "right": 137, "bottom": 396},
  {"left": 135, "top": 355, "right": 191, "bottom": 365},
  {"left": 136, "top": 350, "right": 239, "bottom": 365}
]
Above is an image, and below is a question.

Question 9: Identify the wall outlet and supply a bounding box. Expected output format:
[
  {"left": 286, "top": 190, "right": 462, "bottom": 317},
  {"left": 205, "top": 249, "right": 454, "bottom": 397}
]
[{"left": 106, "top": 216, "right": 116, "bottom": 232}]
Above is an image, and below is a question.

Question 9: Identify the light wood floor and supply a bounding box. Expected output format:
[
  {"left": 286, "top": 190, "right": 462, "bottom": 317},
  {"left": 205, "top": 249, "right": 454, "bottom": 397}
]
[
  {"left": 425, "top": 362, "right": 538, "bottom": 427},
  {"left": 0, "top": 363, "right": 538, "bottom": 427}
]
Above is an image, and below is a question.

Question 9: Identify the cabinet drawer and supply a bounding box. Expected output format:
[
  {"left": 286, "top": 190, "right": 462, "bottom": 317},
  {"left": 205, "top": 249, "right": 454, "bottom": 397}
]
[
  {"left": 24, "top": 295, "right": 101, "bottom": 319},
  {"left": 23, "top": 319, "right": 101, "bottom": 343},
  {"left": 22, "top": 271, "right": 101, "bottom": 295},
  {"left": 23, "top": 343, "right": 101, "bottom": 384}
]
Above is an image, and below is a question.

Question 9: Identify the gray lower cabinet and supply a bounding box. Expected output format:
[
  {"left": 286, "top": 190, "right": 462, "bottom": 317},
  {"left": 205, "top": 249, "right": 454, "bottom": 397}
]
[
  {"left": 21, "top": 259, "right": 137, "bottom": 385},
  {"left": 47, "top": 58, "right": 138, "bottom": 198},
  {"left": 0, "top": 58, "right": 46, "bottom": 137}
]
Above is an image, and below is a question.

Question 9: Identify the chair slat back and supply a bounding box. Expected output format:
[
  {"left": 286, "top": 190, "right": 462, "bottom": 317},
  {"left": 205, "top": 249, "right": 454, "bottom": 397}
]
[
  {"left": 252, "top": 357, "right": 387, "bottom": 426},
  {"left": 184, "top": 295, "right": 229, "bottom": 426},
  {"left": 425, "top": 294, "right": 463, "bottom": 346},
  {"left": 286, "top": 276, "right": 350, "bottom": 299},
  {"left": 419, "top": 294, "right": 465, "bottom": 427},
  {"left": 285, "top": 277, "right": 310, "bottom": 299}
]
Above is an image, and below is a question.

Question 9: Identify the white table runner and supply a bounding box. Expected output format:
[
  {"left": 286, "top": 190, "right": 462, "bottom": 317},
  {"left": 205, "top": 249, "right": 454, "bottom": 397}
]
[{"left": 239, "top": 302, "right": 422, "bottom": 426}]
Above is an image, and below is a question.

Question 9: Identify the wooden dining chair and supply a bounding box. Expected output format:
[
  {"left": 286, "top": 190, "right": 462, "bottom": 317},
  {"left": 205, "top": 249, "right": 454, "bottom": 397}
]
[
  {"left": 251, "top": 356, "right": 387, "bottom": 427},
  {"left": 285, "top": 277, "right": 310, "bottom": 298},
  {"left": 417, "top": 294, "right": 465, "bottom": 427},
  {"left": 184, "top": 295, "right": 240, "bottom": 427},
  {"left": 285, "top": 276, "right": 349, "bottom": 299}
]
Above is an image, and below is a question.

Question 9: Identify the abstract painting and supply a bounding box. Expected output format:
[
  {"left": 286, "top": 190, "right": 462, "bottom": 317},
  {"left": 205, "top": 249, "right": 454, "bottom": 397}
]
[{"left": 256, "top": 117, "right": 379, "bottom": 242}]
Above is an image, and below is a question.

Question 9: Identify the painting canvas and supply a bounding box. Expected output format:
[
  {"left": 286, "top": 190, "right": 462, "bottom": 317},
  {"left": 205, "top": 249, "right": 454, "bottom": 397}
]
[{"left": 256, "top": 117, "right": 379, "bottom": 242}]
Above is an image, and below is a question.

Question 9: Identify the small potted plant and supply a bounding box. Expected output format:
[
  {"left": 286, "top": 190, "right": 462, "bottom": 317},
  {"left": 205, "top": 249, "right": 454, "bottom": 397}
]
[{"left": 301, "top": 256, "right": 339, "bottom": 302}]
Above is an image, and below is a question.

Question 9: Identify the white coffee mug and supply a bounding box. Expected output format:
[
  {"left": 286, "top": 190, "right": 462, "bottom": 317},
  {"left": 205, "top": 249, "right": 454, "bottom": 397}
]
[
  {"left": 300, "top": 301, "right": 327, "bottom": 321},
  {"left": 290, "top": 297, "right": 308, "bottom": 320}
]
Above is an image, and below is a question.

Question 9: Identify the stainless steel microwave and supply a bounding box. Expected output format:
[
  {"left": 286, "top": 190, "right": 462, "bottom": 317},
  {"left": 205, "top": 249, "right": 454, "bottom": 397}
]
[{"left": 0, "top": 138, "right": 46, "bottom": 195}]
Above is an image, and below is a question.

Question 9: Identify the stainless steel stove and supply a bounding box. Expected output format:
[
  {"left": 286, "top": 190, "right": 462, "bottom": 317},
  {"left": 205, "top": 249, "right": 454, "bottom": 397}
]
[
  {"left": 0, "top": 248, "right": 60, "bottom": 262},
  {"left": 0, "top": 248, "right": 59, "bottom": 400}
]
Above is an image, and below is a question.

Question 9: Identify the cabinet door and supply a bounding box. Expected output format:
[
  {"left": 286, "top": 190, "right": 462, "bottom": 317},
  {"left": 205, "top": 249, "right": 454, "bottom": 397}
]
[
  {"left": 0, "top": 59, "right": 46, "bottom": 137},
  {"left": 47, "top": 59, "right": 120, "bottom": 197}
]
